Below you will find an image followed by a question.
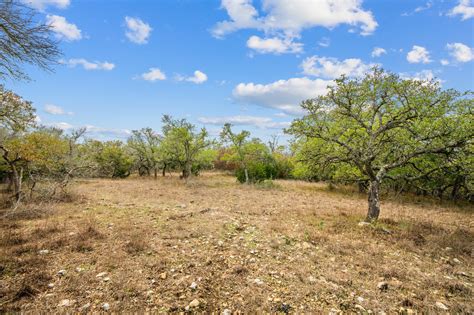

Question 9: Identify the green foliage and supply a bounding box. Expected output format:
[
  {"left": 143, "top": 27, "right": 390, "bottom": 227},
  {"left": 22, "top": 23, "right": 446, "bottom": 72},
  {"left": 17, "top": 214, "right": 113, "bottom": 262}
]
[{"left": 84, "top": 140, "right": 133, "bottom": 178}]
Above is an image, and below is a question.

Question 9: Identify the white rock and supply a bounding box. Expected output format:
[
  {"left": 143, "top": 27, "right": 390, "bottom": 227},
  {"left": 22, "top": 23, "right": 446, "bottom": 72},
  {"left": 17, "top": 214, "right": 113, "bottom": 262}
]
[
  {"left": 47, "top": 283, "right": 55, "bottom": 289},
  {"left": 308, "top": 276, "right": 317, "bottom": 283},
  {"left": 80, "top": 303, "right": 91, "bottom": 311},
  {"left": 58, "top": 299, "right": 73, "bottom": 307},
  {"left": 358, "top": 222, "right": 371, "bottom": 227},
  {"left": 357, "top": 296, "right": 364, "bottom": 303},
  {"left": 190, "top": 282, "right": 198, "bottom": 290},
  {"left": 453, "top": 258, "right": 461, "bottom": 264},
  {"left": 254, "top": 278, "right": 264, "bottom": 285},
  {"left": 222, "top": 309, "right": 232, "bottom": 315},
  {"left": 39, "top": 249, "right": 49, "bottom": 255},
  {"left": 103, "top": 277, "right": 110, "bottom": 282},
  {"left": 435, "top": 302, "right": 448, "bottom": 310},
  {"left": 96, "top": 272, "right": 108, "bottom": 278},
  {"left": 57, "top": 270, "right": 67, "bottom": 276},
  {"left": 188, "top": 299, "right": 200, "bottom": 308},
  {"left": 377, "top": 281, "right": 388, "bottom": 291},
  {"left": 102, "top": 303, "right": 110, "bottom": 311},
  {"left": 75, "top": 267, "right": 84, "bottom": 273}
]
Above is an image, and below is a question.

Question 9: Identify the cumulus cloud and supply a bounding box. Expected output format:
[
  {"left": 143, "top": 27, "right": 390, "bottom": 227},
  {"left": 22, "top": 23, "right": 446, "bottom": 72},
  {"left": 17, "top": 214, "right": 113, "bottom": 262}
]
[
  {"left": 440, "top": 59, "right": 450, "bottom": 66},
  {"left": 448, "top": 0, "right": 474, "bottom": 20},
  {"left": 61, "top": 59, "right": 115, "bottom": 71},
  {"left": 447, "top": 42, "right": 473, "bottom": 62},
  {"left": 212, "top": 0, "right": 378, "bottom": 38},
  {"left": 301, "top": 56, "right": 375, "bottom": 79},
  {"left": 125, "top": 16, "right": 152, "bottom": 44},
  {"left": 198, "top": 115, "right": 290, "bottom": 129},
  {"left": 176, "top": 70, "right": 208, "bottom": 84},
  {"left": 371, "top": 47, "right": 386, "bottom": 57},
  {"left": 406, "top": 45, "right": 431, "bottom": 63},
  {"left": 140, "top": 68, "right": 166, "bottom": 81},
  {"left": 246, "top": 35, "right": 303, "bottom": 54},
  {"left": 21, "top": 0, "right": 69, "bottom": 10},
  {"left": 46, "top": 15, "right": 82, "bottom": 41},
  {"left": 233, "top": 77, "right": 333, "bottom": 115},
  {"left": 400, "top": 70, "right": 443, "bottom": 85},
  {"left": 44, "top": 104, "right": 73, "bottom": 115}
]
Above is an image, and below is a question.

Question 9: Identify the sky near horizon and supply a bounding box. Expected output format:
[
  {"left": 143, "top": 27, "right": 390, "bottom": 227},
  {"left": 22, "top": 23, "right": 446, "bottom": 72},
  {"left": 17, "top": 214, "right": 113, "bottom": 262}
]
[{"left": 4, "top": 0, "right": 474, "bottom": 142}]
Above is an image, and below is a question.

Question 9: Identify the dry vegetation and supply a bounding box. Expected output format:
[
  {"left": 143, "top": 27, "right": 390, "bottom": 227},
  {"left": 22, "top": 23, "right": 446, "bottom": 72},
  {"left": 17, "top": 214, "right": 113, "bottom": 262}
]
[{"left": 0, "top": 173, "right": 473, "bottom": 313}]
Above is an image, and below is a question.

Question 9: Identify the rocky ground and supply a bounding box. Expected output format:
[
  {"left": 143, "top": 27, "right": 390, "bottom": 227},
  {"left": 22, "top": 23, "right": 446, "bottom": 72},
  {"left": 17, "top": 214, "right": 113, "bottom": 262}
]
[{"left": 0, "top": 173, "right": 473, "bottom": 313}]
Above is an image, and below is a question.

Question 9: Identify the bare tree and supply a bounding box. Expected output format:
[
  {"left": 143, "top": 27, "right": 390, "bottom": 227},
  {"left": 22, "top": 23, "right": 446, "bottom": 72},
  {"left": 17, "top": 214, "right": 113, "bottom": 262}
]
[{"left": 0, "top": 0, "right": 61, "bottom": 81}]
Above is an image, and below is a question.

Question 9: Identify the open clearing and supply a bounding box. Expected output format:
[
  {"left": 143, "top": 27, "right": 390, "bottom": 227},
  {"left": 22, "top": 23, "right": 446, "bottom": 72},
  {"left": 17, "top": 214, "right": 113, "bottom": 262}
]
[{"left": 1, "top": 173, "right": 473, "bottom": 313}]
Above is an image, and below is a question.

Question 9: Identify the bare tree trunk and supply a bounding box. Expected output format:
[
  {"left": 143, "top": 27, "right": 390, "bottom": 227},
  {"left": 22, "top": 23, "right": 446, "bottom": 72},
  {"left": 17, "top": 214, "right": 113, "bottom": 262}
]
[
  {"left": 162, "top": 164, "right": 167, "bottom": 177},
  {"left": 366, "top": 180, "right": 380, "bottom": 222},
  {"left": 11, "top": 165, "right": 22, "bottom": 202},
  {"left": 154, "top": 168, "right": 158, "bottom": 179},
  {"left": 244, "top": 168, "right": 249, "bottom": 184}
]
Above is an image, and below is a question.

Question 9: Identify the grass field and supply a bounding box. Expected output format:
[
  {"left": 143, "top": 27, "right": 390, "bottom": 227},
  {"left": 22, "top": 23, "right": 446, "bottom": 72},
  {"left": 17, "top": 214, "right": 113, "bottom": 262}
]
[{"left": 1, "top": 173, "right": 473, "bottom": 313}]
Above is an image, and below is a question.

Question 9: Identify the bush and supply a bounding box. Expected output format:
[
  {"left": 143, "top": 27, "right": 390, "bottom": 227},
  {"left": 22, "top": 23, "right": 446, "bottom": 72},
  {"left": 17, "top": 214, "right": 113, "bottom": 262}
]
[{"left": 236, "top": 161, "right": 277, "bottom": 183}]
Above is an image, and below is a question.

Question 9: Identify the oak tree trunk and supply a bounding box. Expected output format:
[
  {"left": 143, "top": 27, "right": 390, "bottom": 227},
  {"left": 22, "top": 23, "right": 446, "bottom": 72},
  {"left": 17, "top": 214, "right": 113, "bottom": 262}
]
[{"left": 366, "top": 180, "right": 380, "bottom": 222}]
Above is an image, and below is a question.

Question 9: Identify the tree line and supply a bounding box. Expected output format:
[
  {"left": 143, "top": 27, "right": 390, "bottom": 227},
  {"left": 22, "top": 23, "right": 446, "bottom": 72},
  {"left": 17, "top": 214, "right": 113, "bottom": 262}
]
[{"left": 1, "top": 68, "right": 473, "bottom": 221}]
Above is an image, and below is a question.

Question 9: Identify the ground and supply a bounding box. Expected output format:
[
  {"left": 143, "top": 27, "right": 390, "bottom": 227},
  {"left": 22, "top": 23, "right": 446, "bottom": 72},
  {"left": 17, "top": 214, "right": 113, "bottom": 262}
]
[{"left": 0, "top": 173, "right": 473, "bottom": 313}]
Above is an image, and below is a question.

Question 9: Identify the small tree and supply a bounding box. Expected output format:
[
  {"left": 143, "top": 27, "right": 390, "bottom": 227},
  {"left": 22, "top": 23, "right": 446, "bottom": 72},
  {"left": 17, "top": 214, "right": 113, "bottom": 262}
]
[
  {"left": 128, "top": 128, "right": 162, "bottom": 178},
  {"left": 161, "top": 115, "right": 211, "bottom": 179},
  {"left": 0, "top": 0, "right": 61, "bottom": 81},
  {"left": 0, "top": 86, "right": 36, "bottom": 201},
  {"left": 288, "top": 68, "right": 473, "bottom": 222},
  {"left": 220, "top": 123, "right": 251, "bottom": 183}
]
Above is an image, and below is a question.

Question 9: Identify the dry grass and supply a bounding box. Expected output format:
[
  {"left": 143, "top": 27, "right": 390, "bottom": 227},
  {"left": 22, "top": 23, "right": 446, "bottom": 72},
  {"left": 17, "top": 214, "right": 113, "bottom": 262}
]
[{"left": 0, "top": 173, "right": 472, "bottom": 313}]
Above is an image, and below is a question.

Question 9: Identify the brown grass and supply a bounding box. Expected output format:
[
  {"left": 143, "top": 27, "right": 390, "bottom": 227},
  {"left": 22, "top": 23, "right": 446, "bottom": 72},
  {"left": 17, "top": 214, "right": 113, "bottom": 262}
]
[{"left": 0, "top": 173, "right": 472, "bottom": 313}]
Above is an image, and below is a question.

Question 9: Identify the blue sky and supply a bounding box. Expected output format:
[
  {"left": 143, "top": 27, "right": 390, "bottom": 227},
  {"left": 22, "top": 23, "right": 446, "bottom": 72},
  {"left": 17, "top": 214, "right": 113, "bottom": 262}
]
[{"left": 5, "top": 0, "right": 474, "bottom": 141}]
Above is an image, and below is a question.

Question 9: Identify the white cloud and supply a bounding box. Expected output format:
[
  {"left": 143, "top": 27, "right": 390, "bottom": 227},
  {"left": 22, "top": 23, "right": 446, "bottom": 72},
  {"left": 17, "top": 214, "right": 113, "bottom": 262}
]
[
  {"left": 84, "top": 125, "right": 132, "bottom": 138},
  {"left": 21, "top": 0, "right": 69, "bottom": 10},
  {"left": 140, "top": 68, "right": 166, "bottom": 81},
  {"left": 233, "top": 77, "right": 333, "bottom": 115},
  {"left": 440, "top": 59, "right": 450, "bottom": 66},
  {"left": 400, "top": 70, "right": 443, "bottom": 85},
  {"left": 406, "top": 45, "right": 432, "bottom": 63},
  {"left": 402, "top": 1, "right": 433, "bottom": 16},
  {"left": 198, "top": 115, "right": 290, "bottom": 129},
  {"left": 301, "top": 56, "right": 375, "bottom": 79},
  {"left": 124, "top": 17, "right": 152, "bottom": 44},
  {"left": 212, "top": 0, "right": 378, "bottom": 38},
  {"left": 447, "top": 42, "right": 474, "bottom": 62},
  {"left": 44, "top": 104, "right": 73, "bottom": 115},
  {"left": 371, "top": 47, "right": 386, "bottom": 57},
  {"left": 448, "top": 0, "right": 474, "bottom": 20},
  {"left": 318, "top": 37, "right": 330, "bottom": 48},
  {"left": 246, "top": 35, "right": 303, "bottom": 54},
  {"left": 61, "top": 59, "right": 115, "bottom": 71},
  {"left": 46, "top": 15, "right": 82, "bottom": 41},
  {"left": 177, "top": 70, "right": 208, "bottom": 84},
  {"left": 50, "top": 122, "right": 74, "bottom": 130}
]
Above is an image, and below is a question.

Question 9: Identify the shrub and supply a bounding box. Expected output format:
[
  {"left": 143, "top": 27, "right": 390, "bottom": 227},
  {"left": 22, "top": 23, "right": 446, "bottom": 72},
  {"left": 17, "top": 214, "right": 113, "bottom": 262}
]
[{"left": 236, "top": 161, "right": 277, "bottom": 183}]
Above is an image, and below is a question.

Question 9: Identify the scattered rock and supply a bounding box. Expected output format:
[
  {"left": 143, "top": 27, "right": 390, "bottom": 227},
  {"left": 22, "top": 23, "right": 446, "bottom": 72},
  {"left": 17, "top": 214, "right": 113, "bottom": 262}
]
[
  {"left": 102, "top": 303, "right": 110, "bottom": 311},
  {"left": 39, "top": 249, "right": 49, "bottom": 255},
  {"left": 435, "top": 302, "right": 448, "bottom": 311},
  {"left": 160, "top": 272, "right": 167, "bottom": 280},
  {"left": 47, "top": 283, "right": 55, "bottom": 289},
  {"left": 58, "top": 299, "right": 74, "bottom": 307},
  {"left": 254, "top": 278, "right": 264, "bottom": 285},
  {"left": 377, "top": 281, "right": 388, "bottom": 291},
  {"left": 96, "top": 272, "right": 108, "bottom": 278},
  {"left": 103, "top": 277, "right": 111, "bottom": 282},
  {"left": 177, "top": 204, "right": 187, "bottom": 209},
  {"left": 356, "top": 296, "right": 364, "bottom": 303},
  {"left": 358, "top": 222, "right": 371, "bottom": 227},
  {"left": 57, "top": 270, "right": 67, "bottom": 277},
  {"left": 222, "top": 309, "right": 232, "bottom": 315},
  {"left": 188, "top": 299, "right": 200, "bottom": 308},
  {"left": 453, "top": 258, "right": 461, "bottom": 264},
  {"left": 190, "top": 282, "right": 198, "bottom": 290},
  {"left": 301, "top": 242, "right": 312, "bottom": 249},
  {"left": 75, "top": 267, "right": 84, "bottom": 273},
  {"left": 308, "top": 276, "right": 317, "bottom": 283}
]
